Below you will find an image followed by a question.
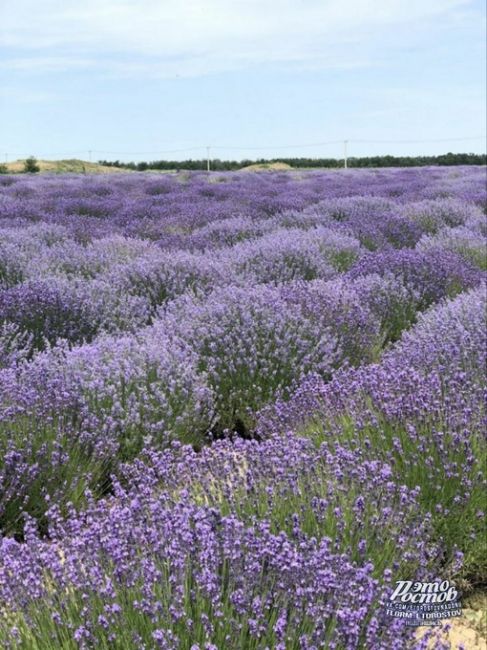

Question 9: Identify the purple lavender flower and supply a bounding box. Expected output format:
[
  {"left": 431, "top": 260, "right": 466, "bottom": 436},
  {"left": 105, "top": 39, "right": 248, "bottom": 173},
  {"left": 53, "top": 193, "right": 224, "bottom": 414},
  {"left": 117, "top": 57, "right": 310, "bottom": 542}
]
[{"left": 0, "top": 166, "right": 485, "bottom": 648}]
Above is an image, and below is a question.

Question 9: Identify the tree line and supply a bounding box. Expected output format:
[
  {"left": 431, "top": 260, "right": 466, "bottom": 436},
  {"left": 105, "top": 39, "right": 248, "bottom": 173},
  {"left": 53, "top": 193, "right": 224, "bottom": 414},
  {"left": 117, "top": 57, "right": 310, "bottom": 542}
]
[
  {"left": 0, "top": 153, "right": 484, "bottom": 175},
  {"left": 98, "top": 152, "right": 486, "bottom": 171}
]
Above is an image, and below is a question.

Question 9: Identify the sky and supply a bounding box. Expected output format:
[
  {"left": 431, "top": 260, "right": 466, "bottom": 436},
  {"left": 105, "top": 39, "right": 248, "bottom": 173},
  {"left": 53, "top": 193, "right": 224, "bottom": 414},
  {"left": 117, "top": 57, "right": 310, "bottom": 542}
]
[{"left": 0, "top": 0, "right": 486, "bottom": 162}]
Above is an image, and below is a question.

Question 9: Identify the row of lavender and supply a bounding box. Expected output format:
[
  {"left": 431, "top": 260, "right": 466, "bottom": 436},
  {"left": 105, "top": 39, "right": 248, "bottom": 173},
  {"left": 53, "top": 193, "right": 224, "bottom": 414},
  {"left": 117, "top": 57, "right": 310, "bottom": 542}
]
[
  {"left": 0, "top": 169, "right": 485, "bottom": 359},
  {"left": 0, "top": 168, "right": 485, "bottom": 648},
  {"left": 1, "top": 284, "right": 484, "bottom": 649}
]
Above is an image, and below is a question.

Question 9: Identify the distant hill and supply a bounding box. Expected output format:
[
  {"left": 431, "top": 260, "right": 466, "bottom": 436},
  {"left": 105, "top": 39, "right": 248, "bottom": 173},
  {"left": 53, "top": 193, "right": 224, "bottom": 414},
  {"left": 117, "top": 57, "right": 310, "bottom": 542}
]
[
  {"left": 4, "top": 159, "right": 130, "bottom": 174},
  {"left": 239, "top": 162, "right": 293, "bottom": 172}
]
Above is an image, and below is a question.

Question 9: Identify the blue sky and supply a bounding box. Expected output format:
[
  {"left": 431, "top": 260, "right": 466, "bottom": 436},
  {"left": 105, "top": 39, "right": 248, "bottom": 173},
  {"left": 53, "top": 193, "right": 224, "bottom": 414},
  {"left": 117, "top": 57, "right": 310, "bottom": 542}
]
[{"left": 0, "top": 0, "right": 485, "bottom": 162}]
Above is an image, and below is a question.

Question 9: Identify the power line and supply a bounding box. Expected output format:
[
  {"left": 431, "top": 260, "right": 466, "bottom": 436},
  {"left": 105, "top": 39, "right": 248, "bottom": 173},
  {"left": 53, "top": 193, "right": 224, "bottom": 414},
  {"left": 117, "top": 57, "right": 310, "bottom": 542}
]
[
  {"left": 91, "top": 147, "right": 208, "bottom": 155},
  {"left": 1, "top": 135, "right": 485, "bottom": 161},
  {"left": 0, "top": 151, "right": 89, "bottom": 158},
  {"left": 352, "top": 136, "right": 486, "bottom": 144},
  {"left": 90, "top": 135, "right": 484, "bottom": 154},
  {"left": 211, "top": 140, "right": 343, "bottom": 151},
  {"left": 0, "top": 147, "right": 207, "bottom": 158}
]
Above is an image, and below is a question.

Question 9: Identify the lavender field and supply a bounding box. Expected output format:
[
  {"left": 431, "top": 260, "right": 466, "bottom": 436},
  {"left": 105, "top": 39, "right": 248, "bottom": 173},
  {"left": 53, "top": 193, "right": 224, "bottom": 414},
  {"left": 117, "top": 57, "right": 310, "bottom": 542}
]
[{"left": 0, "top": 166, "right": 485, "bottom": 649}]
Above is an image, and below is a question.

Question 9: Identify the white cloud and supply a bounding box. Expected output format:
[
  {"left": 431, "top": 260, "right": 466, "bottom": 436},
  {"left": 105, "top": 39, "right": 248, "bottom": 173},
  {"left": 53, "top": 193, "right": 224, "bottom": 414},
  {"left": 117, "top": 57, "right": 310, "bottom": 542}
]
[{"left": 0, "top": 0, "right": 476, "bottom": 77}]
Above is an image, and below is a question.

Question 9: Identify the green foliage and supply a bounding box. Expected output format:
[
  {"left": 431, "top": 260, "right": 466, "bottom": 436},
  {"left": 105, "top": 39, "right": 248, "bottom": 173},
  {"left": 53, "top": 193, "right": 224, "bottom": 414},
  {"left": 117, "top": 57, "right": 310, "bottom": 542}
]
[
  {"left": 300, "top": 410, "right": 487, "bottom": 584},
  {"left": 0, "top": 415, "right": 110, "bottom": 537},
  {"left": 0, "top": 163, "right": 8, "bottom": 174},
  {"left": 23, "top": 156, "right": 40, "bottom": 173},
  {"left": 0, "top": 570, "right": 310, "bottom": 650},
  {"left": 98, "top": 152, "right": 487, "bottom": 172}
]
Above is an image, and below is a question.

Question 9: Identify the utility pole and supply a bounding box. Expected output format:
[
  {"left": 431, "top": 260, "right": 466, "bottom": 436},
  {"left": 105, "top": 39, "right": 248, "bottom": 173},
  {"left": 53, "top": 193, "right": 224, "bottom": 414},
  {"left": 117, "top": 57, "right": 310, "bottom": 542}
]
[
  {"left": 206, "top": 146, "right": 211, "bottom": 172},
  {"left": 88, "top": 150, "right": 92, "bottom": 163},
  {"left": 343, "top": 140, "right": 348, "bottom": 169}
]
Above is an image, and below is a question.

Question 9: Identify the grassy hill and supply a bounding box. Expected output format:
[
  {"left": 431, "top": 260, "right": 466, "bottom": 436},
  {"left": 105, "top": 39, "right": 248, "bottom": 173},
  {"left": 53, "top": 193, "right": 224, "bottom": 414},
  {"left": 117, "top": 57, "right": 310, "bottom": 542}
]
[
  {"left": 3, "top": 159, "right": 296, "bottom": 175},
  {"left": 239, "top": 161, "right": 293, "bottom": 172},
  {"left": 4, "top": 159, "right": 130, "bottom": 174}
]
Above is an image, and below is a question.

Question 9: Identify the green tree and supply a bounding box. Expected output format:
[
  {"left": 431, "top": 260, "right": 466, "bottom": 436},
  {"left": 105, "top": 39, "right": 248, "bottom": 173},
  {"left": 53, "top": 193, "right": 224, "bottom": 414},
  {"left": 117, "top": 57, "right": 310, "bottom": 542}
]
[{"left": 23, "top": 156, "right": 40, "bottom": 173}]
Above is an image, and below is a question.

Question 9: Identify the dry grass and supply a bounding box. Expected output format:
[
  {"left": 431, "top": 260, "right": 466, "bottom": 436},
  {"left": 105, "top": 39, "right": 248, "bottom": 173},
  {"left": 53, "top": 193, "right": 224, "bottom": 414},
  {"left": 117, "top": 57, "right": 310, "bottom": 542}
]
[
  {"left": 4, "top": 159, "right": 130, "bottom": 174},
  {"left": 239, "top": 161, "right": 293, "bottom": 172}
]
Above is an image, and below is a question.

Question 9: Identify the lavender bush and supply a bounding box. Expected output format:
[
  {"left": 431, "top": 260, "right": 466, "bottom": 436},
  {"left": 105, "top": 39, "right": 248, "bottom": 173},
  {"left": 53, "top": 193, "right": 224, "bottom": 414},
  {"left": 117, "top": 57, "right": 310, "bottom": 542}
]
[
  {"left": 417, "top": 225, "right": 487, "bottom": 270},
  {"left": 159, "top": 284, "right": 340, "bottom": 431},
  {"left": 0, "top": 437, "right": 435, "bottom": 649},
  {"left": 259, "top": 286, "right": 486, "bottom": 580}
]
